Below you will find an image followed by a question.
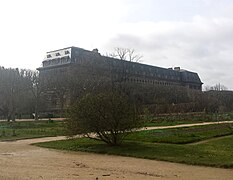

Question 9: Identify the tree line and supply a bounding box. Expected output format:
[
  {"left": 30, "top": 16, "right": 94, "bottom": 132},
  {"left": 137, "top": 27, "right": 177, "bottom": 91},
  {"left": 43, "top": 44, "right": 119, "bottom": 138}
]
[
  {"left": 0, "top": 67, "right": 43, "bottom": 121},
  {"left": 0, "top": 66, "right": 233, "bottom": 121}
]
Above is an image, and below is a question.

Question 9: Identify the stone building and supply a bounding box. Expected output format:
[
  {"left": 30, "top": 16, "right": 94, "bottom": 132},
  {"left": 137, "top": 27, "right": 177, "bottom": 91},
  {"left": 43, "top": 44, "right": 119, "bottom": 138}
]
[{"left": 38, "top": 46, "right": 203, "bottom": 112}]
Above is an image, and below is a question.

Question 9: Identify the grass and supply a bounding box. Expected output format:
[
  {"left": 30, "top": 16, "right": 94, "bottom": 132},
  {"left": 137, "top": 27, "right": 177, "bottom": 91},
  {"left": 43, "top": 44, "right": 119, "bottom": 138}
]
[
  {"left": 35, "top": 135, "right": 233, "bottom": 168},
  {"left": 127, "top": 123, "right": 233, "bottom": 144},
  {"left": 1, "top": 117, "right": 232, "bottom": 168},
  {"left": 144, "top": 112, "right": 233, "bottom": 127},
  {"left": 35, "top": 123, "right": 233, "bottom": 168},
  {"left": 0, "top": 120, "right": 66, "bottom": 141}
]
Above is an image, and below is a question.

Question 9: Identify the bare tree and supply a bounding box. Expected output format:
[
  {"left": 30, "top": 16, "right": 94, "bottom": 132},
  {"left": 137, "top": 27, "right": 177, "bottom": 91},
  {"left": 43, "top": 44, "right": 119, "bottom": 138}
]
[
  {"left": 23, "top": 70, "right": 43, "bottom": 120},
  {"left": 0, "top": 67, "right": 23, "bottom": 121},
  {"left": 205, "top": 83, "right": 228, "bottom": 91},
  {"left": 107, "top": 47, "right": 143, "bottom": 62},
  {"left": 43, "top": 70, "right": 69, "bottom": 112},
  {"left": 9, "top": 69, "right": 43, "bottom": 120},
  {"left": 128, "top": 49, "right": 143, "bottom": 62}
]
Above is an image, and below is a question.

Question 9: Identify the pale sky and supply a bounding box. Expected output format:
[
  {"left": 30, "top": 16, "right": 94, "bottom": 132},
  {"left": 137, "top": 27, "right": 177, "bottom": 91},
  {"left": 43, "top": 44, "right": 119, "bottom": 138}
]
[{"left": 1, "top": 0, "right": 233, "bottom": 89}]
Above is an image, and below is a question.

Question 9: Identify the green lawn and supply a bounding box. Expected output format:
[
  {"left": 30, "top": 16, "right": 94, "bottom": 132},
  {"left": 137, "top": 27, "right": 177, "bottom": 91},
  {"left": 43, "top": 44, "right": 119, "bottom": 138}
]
[
  {"left": 127, "top": 123, "right": 233, "bottom": 144},
  {"left": 0, "top": 120, "right": 66, "bottom": 141},
  {"left": 34, "top": 123, "right": 233, "bottom": 168},
  {"left": 144, "top": 112, "right": 233, "bottom": 127}
]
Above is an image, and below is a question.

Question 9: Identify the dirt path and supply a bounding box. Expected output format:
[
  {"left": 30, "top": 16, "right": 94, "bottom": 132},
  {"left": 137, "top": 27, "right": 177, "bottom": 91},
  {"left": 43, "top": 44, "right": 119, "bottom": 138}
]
[{"left": 0, "top": 136, "right": 233, "bottom": 180}]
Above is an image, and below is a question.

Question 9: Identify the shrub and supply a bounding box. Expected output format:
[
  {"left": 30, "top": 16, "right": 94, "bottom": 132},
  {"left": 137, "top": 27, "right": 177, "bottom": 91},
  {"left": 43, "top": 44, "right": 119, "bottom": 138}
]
[{"left": 66, "top": 91, "right": 141, "bottom": 145}]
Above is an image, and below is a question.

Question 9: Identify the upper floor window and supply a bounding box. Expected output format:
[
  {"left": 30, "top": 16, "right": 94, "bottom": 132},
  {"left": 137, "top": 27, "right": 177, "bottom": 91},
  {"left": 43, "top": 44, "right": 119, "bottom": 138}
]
[
  {"left": 47, "top": 54, "right": 52, "bottom": 58},
  {"left": 56, "top": 53, "right": 61, "bottom": 56},
  {"left": 65, "top": 50, "right": 70, "bottom": 55}
]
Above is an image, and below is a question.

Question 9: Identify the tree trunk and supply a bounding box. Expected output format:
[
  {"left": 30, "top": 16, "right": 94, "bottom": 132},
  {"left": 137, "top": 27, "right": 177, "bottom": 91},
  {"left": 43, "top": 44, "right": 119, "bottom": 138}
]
[{"left": 35, "top": 98, "right": 39, "bottom": 120}]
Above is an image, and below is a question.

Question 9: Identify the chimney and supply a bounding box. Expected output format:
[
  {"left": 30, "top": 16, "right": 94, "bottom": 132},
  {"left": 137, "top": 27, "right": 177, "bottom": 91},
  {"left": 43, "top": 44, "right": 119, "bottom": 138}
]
[
  {"left": 92, "top": 48, "right": 99, "bottom": 53},
  {"left": 174, "top": 67, "right": 181, "bottom": 71}
]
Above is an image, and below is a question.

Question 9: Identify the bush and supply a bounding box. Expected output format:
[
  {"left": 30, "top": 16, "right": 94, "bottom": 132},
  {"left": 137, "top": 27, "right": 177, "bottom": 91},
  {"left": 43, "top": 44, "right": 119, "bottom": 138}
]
[{"left": 66, "top": 91, "right": 141, "bottom": 145}]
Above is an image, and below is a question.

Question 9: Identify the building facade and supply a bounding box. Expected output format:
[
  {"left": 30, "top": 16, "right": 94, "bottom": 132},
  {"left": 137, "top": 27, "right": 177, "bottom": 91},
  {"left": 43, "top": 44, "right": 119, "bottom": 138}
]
[{"left": 38, "top": 46, "right": 203, "bottom": 111}]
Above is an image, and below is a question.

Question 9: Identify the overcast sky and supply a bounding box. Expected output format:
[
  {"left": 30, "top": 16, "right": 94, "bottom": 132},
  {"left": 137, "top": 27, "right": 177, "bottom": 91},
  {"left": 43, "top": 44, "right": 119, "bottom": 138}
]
[{"left": 0, "top": 0, "right": 233, "bottom": 89}]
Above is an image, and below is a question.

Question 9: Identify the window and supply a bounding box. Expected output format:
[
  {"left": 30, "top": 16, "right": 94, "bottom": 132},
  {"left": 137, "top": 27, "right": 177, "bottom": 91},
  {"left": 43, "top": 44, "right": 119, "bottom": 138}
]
[
  {"left": 47, "top": 54, "right": 52, "bottom": 58},
  {"left": 56, "top": 52, "right": 61, "bottom": 56},
  {"left": 65, "top": 50, "right": 70, "bottom": 55}
]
